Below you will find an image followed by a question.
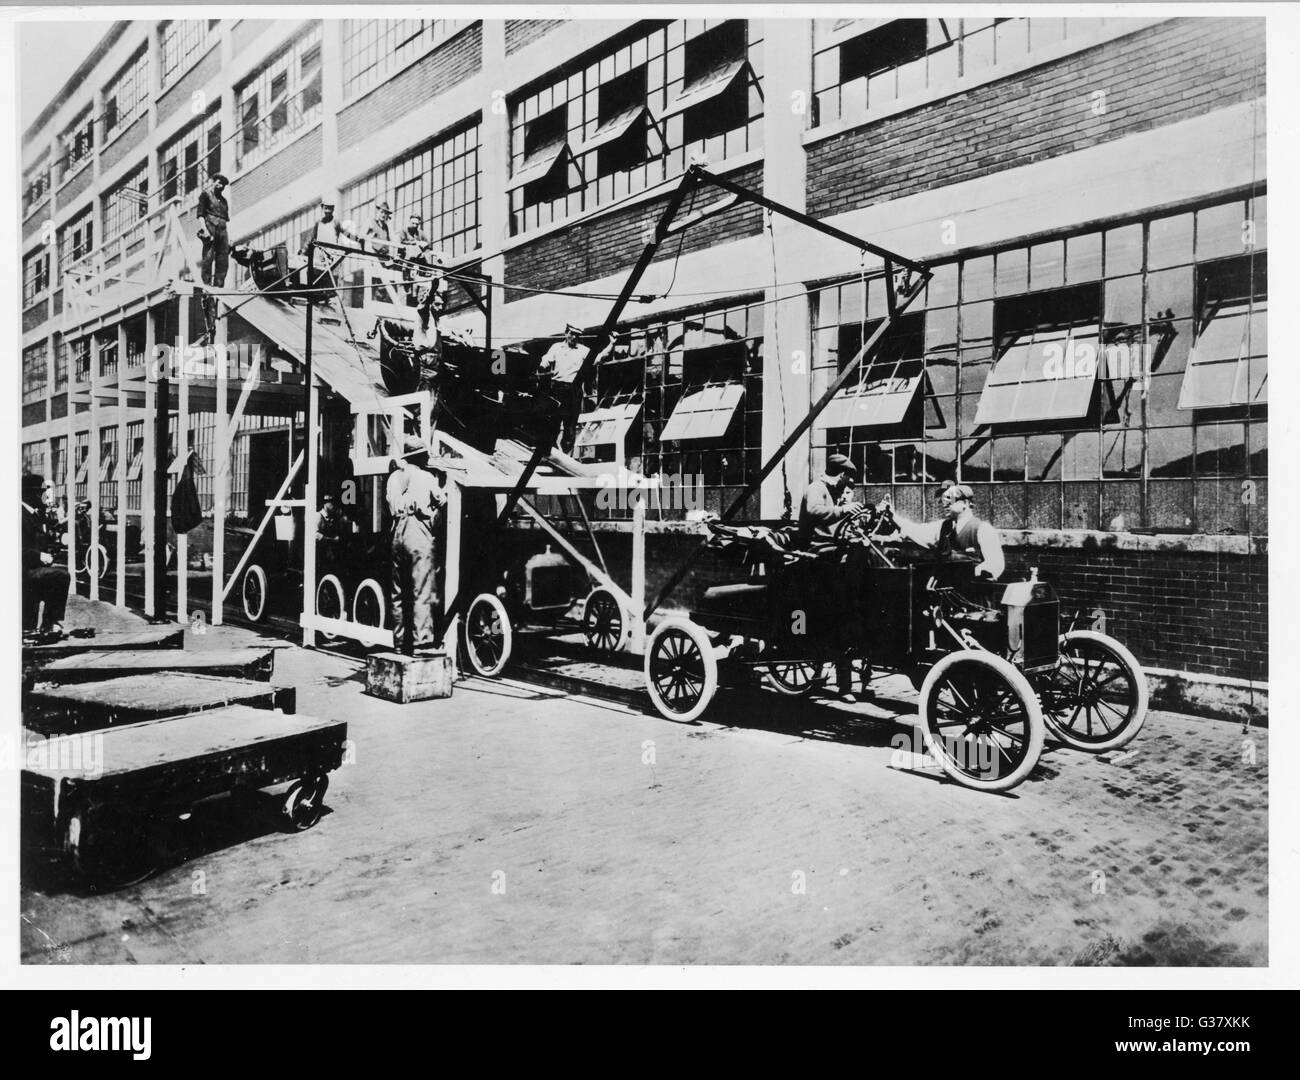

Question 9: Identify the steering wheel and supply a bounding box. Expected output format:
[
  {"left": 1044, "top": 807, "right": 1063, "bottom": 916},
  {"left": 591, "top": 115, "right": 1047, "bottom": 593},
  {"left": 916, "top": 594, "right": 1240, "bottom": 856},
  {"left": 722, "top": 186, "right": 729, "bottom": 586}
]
[{"left": 831, "top": 505, "right": 876, "bottom": 544}]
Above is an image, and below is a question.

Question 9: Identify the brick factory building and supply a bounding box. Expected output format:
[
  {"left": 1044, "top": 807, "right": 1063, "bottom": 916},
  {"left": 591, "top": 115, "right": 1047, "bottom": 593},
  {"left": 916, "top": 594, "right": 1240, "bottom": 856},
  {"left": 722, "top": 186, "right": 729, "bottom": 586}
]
[{"left": 18, "top": 16, "right": 1266, "bottom": 700}]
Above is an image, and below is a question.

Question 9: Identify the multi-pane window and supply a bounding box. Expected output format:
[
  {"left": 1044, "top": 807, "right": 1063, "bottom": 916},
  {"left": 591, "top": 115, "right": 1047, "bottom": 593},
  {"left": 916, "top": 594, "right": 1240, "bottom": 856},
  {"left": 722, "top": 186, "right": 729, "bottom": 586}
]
[
  {"left": 99, "top": 425, "right": 120, "bottom": 511},
  {"left": 23, "top": 249, "right": 50, "bottom": 305},
  {"left": 811, "top": 17, "right": 1113, "bottom": 127},
  {"left": 73, "top": 431, "right": 90, "bottom": 501},
  {"left": 51, "top": 436, "right": 68, "bottom": 503},
  {"left": 161, "top": 20, "right": 216, "bottom": 88},
  {"left": 508, "top": 19, "right": 765, "bottom": 235},
  {"left": 58, "top": 208, "right": 95, "bottom": 270},
  {"left": 160, "top": 110, "right": 222, "bottom": 202},
  {"left": 60, "top": 109, "right": 94, "bottom": 179},
  {"left": 341, "top": 19, "right": 469, "bottom": 99},
  {"left": 70, "top": 338, "right": 92, "bottom": 383},
  {"left": 126, "top": 420, "right": 145, "bottom": 510},
  {"left": 22, "top": 441, "right": 44, "bottom": 481},
  {"left": 343, "top": 121, "right": 481, "bottom": 260},
  {"left": 234, "top": 204, "right": 317, "bottom": 284},
  {"left": 809, "top": 192, "right": 1266, "bottom": 534},
  {"left": 53, "top": 338, "right": 68, "bottom": 390},
  {"left": 23, "top": 161, "right": 50, "bottom": 217},
  {"left": 103, "top": 47, "right": 150, "bottom": 139},
  {"left": 22, "top": 343, "right": 48, "bottom": 404},
  {"left": 235, "top": 26, "right": 324, "bottom": 171},
  {"left": 102, "top": 161, "right": 149, "bottom": 248},
  {"left": 97, "top": 332, "right": 119, "bottom": 378}
]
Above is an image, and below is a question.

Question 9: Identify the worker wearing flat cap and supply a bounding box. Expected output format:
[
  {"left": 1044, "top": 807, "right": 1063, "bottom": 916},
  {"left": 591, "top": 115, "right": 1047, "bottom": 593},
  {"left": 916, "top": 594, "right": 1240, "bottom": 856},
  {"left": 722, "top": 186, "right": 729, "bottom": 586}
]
[
  {"left": 539, "top": 324, "right": 614, "bottom": 454},
  {"left": 889, "top": 482, "right": 1005, "bottom": 580},
  {"left": 386, "top": 435, "right": 447, "bottom": 655}
]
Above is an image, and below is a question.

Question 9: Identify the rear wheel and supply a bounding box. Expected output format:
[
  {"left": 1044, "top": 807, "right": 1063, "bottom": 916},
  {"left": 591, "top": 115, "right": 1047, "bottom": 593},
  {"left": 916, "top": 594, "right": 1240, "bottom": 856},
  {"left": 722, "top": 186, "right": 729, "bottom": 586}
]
[
  {"left": 582, "top": 588, "right": 627, "bottom": 654},
  {"left": 352, "top": 578, "right": 386, "bottom": 629},
  {"left": 918, "top": 650, "right": 1045, "bottom": 792},
  {"left": 315, "top": 574, "right": 346, "bottom": 642},
  {"left": 765, "top": 661, "right": 825, "bottom": 696},
  {"left": 242, "top": 564, "right": 268, "bottom": 622},
  {"left": 1033, "top": 630, "right": 1148, "bottom": 752},
  {"left": 645, "top": 619, "right": 718, "bottom": 723},
  {"left": 462, "top": 593, "right": 512, "bottom": 678}
]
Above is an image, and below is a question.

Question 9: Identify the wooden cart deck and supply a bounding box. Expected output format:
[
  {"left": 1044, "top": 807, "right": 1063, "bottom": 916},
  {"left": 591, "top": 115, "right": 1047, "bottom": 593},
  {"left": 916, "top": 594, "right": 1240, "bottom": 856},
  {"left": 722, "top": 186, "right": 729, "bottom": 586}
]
[
  {"left": 24, "top": 672, "right": 296, "bottom": 735},
  {"left": 36, "top": 647, "right": 276, "bottom": 684},
  {"left": 22, "top": 627, "right": 185, "bottom": 661}
]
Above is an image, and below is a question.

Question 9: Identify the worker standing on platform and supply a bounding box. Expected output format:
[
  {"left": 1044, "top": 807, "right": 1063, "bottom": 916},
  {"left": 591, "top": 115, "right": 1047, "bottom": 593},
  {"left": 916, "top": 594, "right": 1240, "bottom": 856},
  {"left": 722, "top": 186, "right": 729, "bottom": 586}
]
[
  {"left": 386, "top": 436, "right": 447, "bottom": 656},
  {"left": 197, "top": 173, "right": 231, "bottom": 342},
  {"left": 540, "top": 324, "right": 614, "bottom": 455}
]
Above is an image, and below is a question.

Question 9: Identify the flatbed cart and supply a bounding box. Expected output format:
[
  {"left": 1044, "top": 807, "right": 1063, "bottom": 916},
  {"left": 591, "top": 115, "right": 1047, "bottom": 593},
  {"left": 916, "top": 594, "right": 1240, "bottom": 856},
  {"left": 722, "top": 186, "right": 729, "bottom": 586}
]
[{"left": 22, "top": 706, "right": 347, "bottom": 889}]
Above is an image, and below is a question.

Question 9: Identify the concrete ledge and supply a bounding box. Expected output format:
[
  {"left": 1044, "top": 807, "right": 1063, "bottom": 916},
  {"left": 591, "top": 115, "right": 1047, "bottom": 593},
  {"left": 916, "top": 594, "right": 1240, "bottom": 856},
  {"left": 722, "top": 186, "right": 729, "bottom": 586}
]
[{"left": 1146, "top": 667, "right": 1268, "bottom": 726}]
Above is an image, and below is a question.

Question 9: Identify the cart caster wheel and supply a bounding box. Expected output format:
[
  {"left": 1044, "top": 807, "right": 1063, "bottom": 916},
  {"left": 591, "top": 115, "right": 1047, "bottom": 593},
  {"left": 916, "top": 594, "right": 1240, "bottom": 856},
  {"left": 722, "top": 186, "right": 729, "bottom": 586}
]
[
  {"left": 280, "top": 775, "right": 328, "bottom": 832},
  {"left": 582, "top": 587, "right": 628, "bottom": 654},
  {"left": 65, "top": 809, "right": 157, "bottom": 891}
]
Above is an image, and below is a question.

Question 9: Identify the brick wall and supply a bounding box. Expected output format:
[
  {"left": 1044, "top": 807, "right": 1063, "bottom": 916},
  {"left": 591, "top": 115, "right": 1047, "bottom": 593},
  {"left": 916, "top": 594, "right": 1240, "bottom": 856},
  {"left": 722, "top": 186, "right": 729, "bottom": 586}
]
[
  {"left": 23, "top": 300, "right": 48, "bottom": 333},
  {"left": 58, "top": 164, "right": 93, "bottom": 208},
  {"left": 229, "top": 127, "right": 323, "bottom": 214},
  {"left": 503, "top": 162, "right": 765, "bottom": 294},
  {"left": 807, "top": 18, "right": 1266, "bottom": 218},
  {"left": 233, "top": 19, "right": 271, "bottom": 57},
  {"left": 337, "top": 23, "right": 482, "bottom": 152},
  {"left": 101, "top": 115, "right": 149, "bottom": 174},
  {"left": 156, "top": 45, "right": 222, "bottom": 126},
  {"left": 502, "top": 523, "right": 1267, "bottom": 683},
  {"left": 505, "top": 19, "right": 565, "bottom": 55}
]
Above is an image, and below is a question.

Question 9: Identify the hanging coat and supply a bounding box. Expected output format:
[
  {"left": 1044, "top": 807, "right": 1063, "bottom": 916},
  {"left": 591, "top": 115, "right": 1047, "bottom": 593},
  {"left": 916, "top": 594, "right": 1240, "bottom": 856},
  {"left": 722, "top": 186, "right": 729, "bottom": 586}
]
[{"left": 171, "top": 456, "right": 203, "bottom": 534}]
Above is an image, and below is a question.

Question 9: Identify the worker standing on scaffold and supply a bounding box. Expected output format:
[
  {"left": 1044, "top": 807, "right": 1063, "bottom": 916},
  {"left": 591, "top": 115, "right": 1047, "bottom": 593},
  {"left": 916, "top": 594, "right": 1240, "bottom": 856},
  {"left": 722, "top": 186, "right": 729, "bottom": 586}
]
[
  {"left": 386, "top": 435, "right": 447, "bottom": 656},
  {"left": 540, "top": 324, "right": 614, "bottom": 455},
  {"left": 196, "top": 172, "right": 230, "bottom": 342}
]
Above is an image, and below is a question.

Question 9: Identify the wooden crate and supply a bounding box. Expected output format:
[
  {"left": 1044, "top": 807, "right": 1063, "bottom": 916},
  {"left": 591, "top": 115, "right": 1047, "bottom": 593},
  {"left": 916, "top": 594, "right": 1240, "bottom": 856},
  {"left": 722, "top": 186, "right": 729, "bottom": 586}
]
[{"left": 366, "top": 651, "right": 454, "bottom": 703}]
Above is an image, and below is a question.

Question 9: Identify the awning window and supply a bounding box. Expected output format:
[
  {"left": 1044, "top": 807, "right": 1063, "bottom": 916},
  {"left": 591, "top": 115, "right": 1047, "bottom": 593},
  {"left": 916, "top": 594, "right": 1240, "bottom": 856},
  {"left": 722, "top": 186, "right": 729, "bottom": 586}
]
[
  {"left": 815, "top": 356, "right": 926, "bottom": 430},
  {"left": 576, "top": 400, "right": 642, "bottom": 450},
  {"left": 575, "top": 105, "right": 656, "bottom": 155},
  {"left": 974, "top": 327, "right": 1100, "bottom": 426},
  {"left": 98, "top": 452, "right": 119, "bottom": 481},
  {"left": 126, "top": 447, "right": 144, "bottom": 480},
  {"left": 505, "top": 141, "right": 578, "bottom": 193},
  {"left": 1178, "top": 302, "right": 1267, "bottom": 409},
  {"left": 74, "top": 453, "right": 90, "bottom": 484},
  {"left": 660, "top": 383, "right": 744, "bottom": 442},
  {"left": 662, "top": 59, "right": 753, "bottom": 118}
]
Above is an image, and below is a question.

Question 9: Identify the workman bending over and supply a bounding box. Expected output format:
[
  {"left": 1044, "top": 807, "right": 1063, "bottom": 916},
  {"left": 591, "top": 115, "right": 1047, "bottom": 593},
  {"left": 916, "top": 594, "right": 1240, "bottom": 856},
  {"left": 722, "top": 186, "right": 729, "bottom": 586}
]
[
  {"left": 386, "top": 436, "right": 447, "bottom": 656},
  {"left": 889, "top": 482, "right": 1005, "bottom": 580}
]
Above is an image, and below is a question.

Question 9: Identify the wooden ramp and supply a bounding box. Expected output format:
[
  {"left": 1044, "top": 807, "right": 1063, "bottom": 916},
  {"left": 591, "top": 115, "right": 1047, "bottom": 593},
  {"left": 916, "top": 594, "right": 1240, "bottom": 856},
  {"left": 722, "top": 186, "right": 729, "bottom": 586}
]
[
  {"left": 36, "top": 647, "right": 276, "bottom": 685},
  {"left": 25, "top": 673, "right": 296, "bottom": 735}
]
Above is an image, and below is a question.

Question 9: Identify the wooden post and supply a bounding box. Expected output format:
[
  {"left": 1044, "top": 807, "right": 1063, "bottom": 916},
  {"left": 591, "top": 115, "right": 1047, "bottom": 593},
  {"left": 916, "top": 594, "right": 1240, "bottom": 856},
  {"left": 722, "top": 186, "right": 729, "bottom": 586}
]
[
  {"left": 176, "top": 298, "right": 189, "bottom": 625},
  {"left": 631, "top": 498, "right": 646, "bottom": 652},
  {"left": 65, "top": 349, "right": 78, "bottom": 596},
  {"left": 443, "top": 480, "right": 461, "bottom": 680},
  {"left": 212, "top": 302, "right": 229, "bottom": 625},
  {"left": 88, "top": 333, "right": 101, "bottom": 603},
  {"left": 151, "top": 311, "right": 171, "bottom": 620},
  {"left": 301, "top": 271, "right": 317, "bottom": 647},
  {"left": 116, "top": 322, "right": 128, "bottom": 608},
  {"left": 143, "top": 311, "right": 157, "bottom": 616}
]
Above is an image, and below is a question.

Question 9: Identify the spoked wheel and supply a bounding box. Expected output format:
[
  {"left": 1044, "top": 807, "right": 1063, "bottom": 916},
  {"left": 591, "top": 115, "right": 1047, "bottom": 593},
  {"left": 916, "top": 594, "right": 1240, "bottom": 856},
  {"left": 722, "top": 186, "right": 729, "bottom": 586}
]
[
  {"left": 462, "top": 593, "right": 512, "bottom": 678},
  {"left": 918, "top": 650, "right": 1045, "bottom": 792},
  {"left": 764, "top": 661, "right": 826, "bottom": 696},
  {"left": 65, "top": 807, "right": 158, "bottom": 891},
  {"left": 1032, "top": 630, "right": 1149, "bottom": 752},
  {"left": 644, "top": 619, "right": 718, "bottom": 723},
  {"left": 242, "top": 564, "right": 268, "bottom": 622},
  {"left": 280, "top": 775, "right": 329, "bottom": 832},
  {"left": 352, "top": 578, "right": 386, "bottom": 629},
  {"left": 315, "top": 574, "right": 346, "bottom": 642},
  {"left": 582, "top": 587, "right": 628, "bottom": 654}
]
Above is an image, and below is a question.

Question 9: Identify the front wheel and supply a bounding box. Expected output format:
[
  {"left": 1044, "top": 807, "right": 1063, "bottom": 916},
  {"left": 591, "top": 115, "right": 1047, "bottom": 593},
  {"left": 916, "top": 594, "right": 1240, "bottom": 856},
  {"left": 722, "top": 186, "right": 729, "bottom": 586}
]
[
  {"left": 582, "top": 587, "right": 628, "bottom": 654},
  {"left": 764, "top": 661, "right": 825, "bottom": 696},
  {"left": 462, "top": 593, "right": 512, "bottom": 678},
  {"left": 918, "top": 650, "right": 1045, "bottom": 792},
  {"left": 645, "top": 619, "right": 718, "bottom": 723},
  {"left": 1033, "top": 630, "right": 1149, "bottom": 752},
  {"left": 242, "top": 564, "right": 268, "bottom": 622},
  {"left": 352, "top": 578, "right": 386, "bottom": 629},
  {"left": 315, "top": 574, "right": 346, "bottom": 642}
]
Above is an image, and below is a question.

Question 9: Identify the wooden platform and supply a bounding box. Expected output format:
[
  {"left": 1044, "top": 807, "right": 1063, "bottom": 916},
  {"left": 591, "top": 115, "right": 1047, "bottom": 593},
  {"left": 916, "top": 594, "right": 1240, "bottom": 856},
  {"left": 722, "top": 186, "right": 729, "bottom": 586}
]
[
  {"left": 36, "top": 647, "right": 276, "bottom": 685},
  {"left": 24, "top": 673, "right": 296, "bottom": 735},
  {"left": 22, "top": 627, "right": 186, "bottom": 662}
]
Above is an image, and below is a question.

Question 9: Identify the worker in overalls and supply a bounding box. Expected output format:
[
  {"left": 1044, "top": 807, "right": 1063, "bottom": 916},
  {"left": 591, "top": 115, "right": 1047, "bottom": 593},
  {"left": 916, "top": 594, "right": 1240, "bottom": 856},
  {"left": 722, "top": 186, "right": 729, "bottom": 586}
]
[{"left": 386, "top": 435, "right": 447, "bottom": 656}]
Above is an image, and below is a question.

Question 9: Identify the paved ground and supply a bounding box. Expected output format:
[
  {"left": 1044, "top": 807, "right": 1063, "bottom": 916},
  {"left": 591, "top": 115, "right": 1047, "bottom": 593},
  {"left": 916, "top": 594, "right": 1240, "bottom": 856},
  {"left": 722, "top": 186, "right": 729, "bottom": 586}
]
[{"left": 20, "top": 605, "right": 1268, "bottom": 966}]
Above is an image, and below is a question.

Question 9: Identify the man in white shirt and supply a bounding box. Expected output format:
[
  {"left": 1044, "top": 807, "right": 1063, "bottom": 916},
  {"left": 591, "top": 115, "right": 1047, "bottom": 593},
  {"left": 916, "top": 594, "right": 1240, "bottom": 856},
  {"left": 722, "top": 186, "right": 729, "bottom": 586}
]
[
  {"left": 539, "top": 324, "right": 613, "bottom": 454},
  {"left": 891, "top": 482, "right": 1005, "bottom": 579}
]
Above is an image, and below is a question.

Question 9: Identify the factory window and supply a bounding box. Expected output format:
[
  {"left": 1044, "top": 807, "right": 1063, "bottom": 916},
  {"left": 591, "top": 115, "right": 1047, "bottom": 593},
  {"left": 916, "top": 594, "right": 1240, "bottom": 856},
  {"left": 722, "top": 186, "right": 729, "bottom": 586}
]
[
  {"left": 73, "top": 432, "right": 90, "bottom": 501},
  {"left": 70, "top": 337, "right": 91, "bottom": 383},
  {"left": 23, "top": 248, "right": 49, "bottom": 305},
  {"left": 1178, "top": 254, "right": 1267, "bottom": 411},
  {"left": 160, "top": 20, "right": 215, "bottom": 88},
  {"left": 811, "top": 17, "right": 1108, "bottom": 127},
  {"left": 160, "top": 110, "right": 222, "bottom": 203},
  {"left": 58, "top": 208, "right": 95, "bottom": 270},
  {"left": 343, "top": 120, "right": 481, "bottom": 261},
  {"left": 23, "top": 161, "right": 50, "bottom": 218},
  {"left": 53, "top": 338, "right": 68, "bottom": 390},
  {"left": 101, "top": 161, "right": 149, "bottom": 249},
  {"left": 59, "top": 109, "right": 94, "bottom": 181},
  {"left": 22, "top": 441, "right": 43, "bottom": 480},
  {"left": 341, "top": 19, "right": 470, "bottom": 99},
  {"left": 50, "top": 436, "right": 68, "bottom": 503},
  {"left": 233, "top": 204, "right": 317, "bottom": 285},
  {"left": 22, "top": 343, "right": 47, "bottom": 404},
  {"left": 97, "top": 333, "right": 119, "bottom": 379},
  {"left": 126, "top": 420, "right": 145, "bottom": 510},
  {"left": 508, "top": 19, "right": 764, "bottom": 235},
  {"left": 99, "top": 425, "right": 120, "bottom": 511},
  {"left": 234, "top": 26, "right": 324, "bottom": 172},
  {"left": 103, "top": 47, "right": 149, "bottom": 140}
]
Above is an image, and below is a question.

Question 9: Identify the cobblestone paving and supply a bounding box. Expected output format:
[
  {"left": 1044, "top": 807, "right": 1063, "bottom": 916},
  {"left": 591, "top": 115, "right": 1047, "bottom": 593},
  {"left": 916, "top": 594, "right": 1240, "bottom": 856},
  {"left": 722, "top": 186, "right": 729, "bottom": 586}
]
[{"left": 20, "top": 623, "right": 1267, "bottom": 966}]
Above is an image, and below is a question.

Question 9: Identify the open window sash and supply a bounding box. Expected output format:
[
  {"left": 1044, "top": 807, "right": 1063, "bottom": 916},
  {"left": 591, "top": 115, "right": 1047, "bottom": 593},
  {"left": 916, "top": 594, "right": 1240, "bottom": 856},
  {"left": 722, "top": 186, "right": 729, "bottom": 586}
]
[
  {"left": 814, "top": 355, "right": 928, "bottom": 430},
  {"left": 659, "top": 383, "right": 744, "bottom": 442},
  {"left": 662, "top": 59, "right": 756, "bottom": 118},
  {"left": 505, "top": 140, "right": 581, "bottom": 192},
  {"left": 574, "top": 104, "right": 662, "bottom": 155},
  {"left": 1177, "top": 301, "right": 1267, "bottom": 409},
  {"left": 576, "top": 399, "right": 643, "bottom": 451},
  {"left": 975, "top": 327, "right": 1100, "bottom": 426}
]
